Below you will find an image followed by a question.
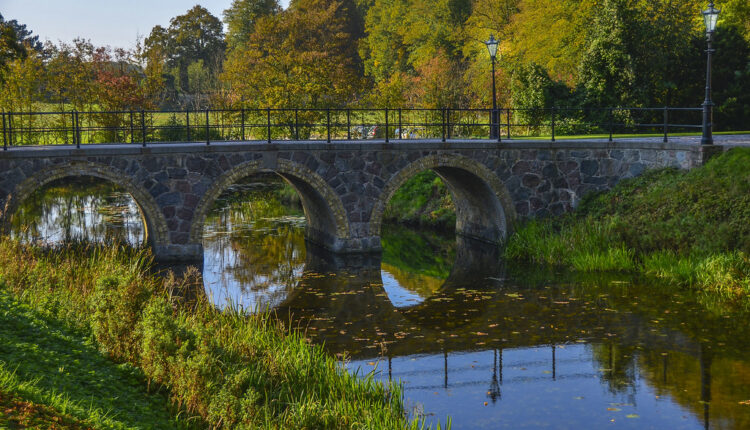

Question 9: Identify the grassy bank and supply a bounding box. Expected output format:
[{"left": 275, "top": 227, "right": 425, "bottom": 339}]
[
  {"left": 505, "top": 147, "right": 750, "bottom": 301},
  {"left": 0, "top": 289, "right": 186, "bottom": 429},
  {"left": 0, "top": 242, "right": 425, "bottom": 429}
]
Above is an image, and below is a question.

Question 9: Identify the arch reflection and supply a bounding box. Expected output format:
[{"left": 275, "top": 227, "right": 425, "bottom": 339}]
[{"left": 9, "top": 176, "right": 145, "bottom": 246}]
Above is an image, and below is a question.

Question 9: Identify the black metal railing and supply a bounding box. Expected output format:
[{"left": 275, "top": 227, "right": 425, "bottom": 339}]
[{"left": 1, "top": 106, "right": 704, "bottom": 150}]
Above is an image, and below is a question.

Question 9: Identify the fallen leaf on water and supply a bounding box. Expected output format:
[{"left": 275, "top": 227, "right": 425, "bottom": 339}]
[
  {"left": 739, "top": 400, "right": 750, "bottom": 405},
  {"left": 626, "top": 414, "right": 640, "bottom": 419},
  {"left": 607, "top": 407, "right": 621, "bottom": 412}
]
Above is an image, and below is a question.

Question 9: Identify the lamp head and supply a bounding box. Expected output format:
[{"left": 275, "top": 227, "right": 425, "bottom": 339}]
[
  {"left": 702, "top": 2, "right": 720, "bottom": 35},
  {"left": 485, "top": 34, "right": 499, "bottom": 60}
]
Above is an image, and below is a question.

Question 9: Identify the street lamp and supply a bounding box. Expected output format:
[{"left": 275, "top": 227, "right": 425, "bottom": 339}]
[
  {"left": 485, "top": 34, "right": 499, "bottom": 140},
  {"left": 701, "top": 1, "right": 720, "bottom": 145}
]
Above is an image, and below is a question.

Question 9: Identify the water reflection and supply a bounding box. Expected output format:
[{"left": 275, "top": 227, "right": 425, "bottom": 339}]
[
  {"left": 12, "top": 175, "right": 750, "bottom": 429},
  {"left": 202, "top": 176, "right": 306, "bottom": 309},
  {"left": 10, "top": 176, "right": 144, "bottom": 245},
  {"left": 200, "top": 176, "right": 450, "bottom": 311}
]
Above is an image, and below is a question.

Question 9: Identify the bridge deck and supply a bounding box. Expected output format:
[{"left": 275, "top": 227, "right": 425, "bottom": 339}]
[{"left": 2, "top": 134, "right": 748, "bottom": 158}]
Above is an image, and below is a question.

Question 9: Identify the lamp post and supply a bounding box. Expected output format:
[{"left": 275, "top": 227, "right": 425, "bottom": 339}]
[
  {"left": 701, "top": 1, "right": 720, "bottom": 145},
  {"left": 485, "top": 34, "right": 499, "bottom": 140}
]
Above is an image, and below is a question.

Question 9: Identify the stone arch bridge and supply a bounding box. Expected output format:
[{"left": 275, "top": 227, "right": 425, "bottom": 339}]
[{"left": 0, "top": 139, "right": 716, "bottom": 261}]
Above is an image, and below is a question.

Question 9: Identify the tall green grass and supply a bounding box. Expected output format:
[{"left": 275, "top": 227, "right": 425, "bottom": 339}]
[
  {"left": 505, "top": 147, "right": 750, "bottom": 301},
  {"left": 0, "top": 241, "right": 436, "bottom": 429}
]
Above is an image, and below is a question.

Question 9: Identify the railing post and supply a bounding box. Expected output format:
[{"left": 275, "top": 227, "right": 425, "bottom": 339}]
[
  {"left": 663, "top": 106, "right": 668, "bottom": 143},
  {"left": 240, "top": 108, "right": 245, "bottom": 141},
  {"left": 141, "top": 110, "right": 146, "bottom": 147},
  {"left": 608, "top": 108, "right": 614, "bottom": 142},
  {"left": 267, "top": 108, "right": 271, "bottom": 143},
  {"left": 442, "top": 108, "right": 446, "bottom": 142},
  {"left": 398, "top": 108, "right": 402, "bottom": 140},
  {"left": 70, "top": 111, "right": 76, "bottom": 147},
  {"left": 205, "top": 109, "right": 211, "bottom": 145},
  {"left": 295, "top": 109, "right": 299, "bottom": 140},
  {"left": 507, "top": 108, "right": 511, "bottom": 139},
  {"left": 446, "top": 108, "right": 451, "bottom": 140},
  {"left": 347, "top": 109, "right": 351, "bottom": 140},
  {"left": 551, "top": 106, "right": 556, "bottom": 142},
  {"left": 2, "top": 113, "right": 6, "bottom": 151},
  {"left": 186, "top": 110, "right": 191, "bottom": 141},
  {"left": 385, "top": 108, "right": 389, "bottom": 143},
  {"left": 75, "top": 110, "right": 81, "bottom": 148},
  {"left": 6, "top": 112, "right": 13, "bottom": 147},
  {"left": 327, "top": 108, "right": 331, "bottom": 143},
  {"left": 497, "top": 108, "right": 502, "bottom": 143},
  {"left": 129, "top": 111, "right": 135, "bottom": 144}
]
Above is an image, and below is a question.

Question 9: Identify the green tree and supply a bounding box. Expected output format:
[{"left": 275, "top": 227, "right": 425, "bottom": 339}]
[
  {"left": 145, "top": 6, "right": 225, "bottom": 94},
  {"left": 0, "top": 19, "right": 26, "bottom": 77},
  {"left": 710, "top": 25, "right": 750, "bottom": 130},
  {"left": 0, "top": 13, "right": 42, "bottom": 53},
  {"left": 577, "top": 0, "right": 638, "bottom": 107},
  {"left": 223, "top": 0, "right": 281, "bottom": 50}
]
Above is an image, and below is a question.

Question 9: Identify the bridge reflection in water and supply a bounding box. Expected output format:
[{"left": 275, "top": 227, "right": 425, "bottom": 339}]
[{"left": 8, "top": 174, "right": 750, "bottom": 429}]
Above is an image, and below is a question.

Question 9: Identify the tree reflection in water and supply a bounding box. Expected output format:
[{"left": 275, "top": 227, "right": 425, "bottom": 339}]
[
  {"left": 202, "top": 174, "right": 307, "bottom": 311},
  {"left": 10, "top": 176, "right": 144, "bottom": 245}
]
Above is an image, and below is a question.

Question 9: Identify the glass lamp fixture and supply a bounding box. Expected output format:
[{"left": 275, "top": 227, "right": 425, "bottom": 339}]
[
  {"left": 485, "top": 34, "right": 499, "bottom": 60},
  {"left": 703, "top": 1, "right": 720, "bottom": 35}
]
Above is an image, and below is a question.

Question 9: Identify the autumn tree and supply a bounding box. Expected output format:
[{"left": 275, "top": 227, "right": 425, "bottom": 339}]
[
  {"left": 45, "top": 39, "right": 97, "bottom": 111},
  {"left": 223, "top": 0, "right": 364, "bottom": 108},
  {"left": 508, "top": 0, "right": 593, "bottom": 86}
]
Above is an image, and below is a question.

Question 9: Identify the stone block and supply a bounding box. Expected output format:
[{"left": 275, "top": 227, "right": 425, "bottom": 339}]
[
  {"left": 522, "top": 173, "right": 541, "bottom": 188},
  {"left": 580, "top": 159, "right": 599, "bottom": 176}
]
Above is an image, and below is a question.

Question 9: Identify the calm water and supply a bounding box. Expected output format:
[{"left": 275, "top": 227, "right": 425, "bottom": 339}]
[{"left": 12, "top": 177, "right": 750, "bottom": 430}]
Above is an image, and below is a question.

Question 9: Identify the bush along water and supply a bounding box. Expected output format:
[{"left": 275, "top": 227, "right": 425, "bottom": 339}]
[
  {"left": 0, "top": 241, "right": 437, "bottom": 429},
  {"left": 504, "top": 147, "right": 750, "bottom": 302}
]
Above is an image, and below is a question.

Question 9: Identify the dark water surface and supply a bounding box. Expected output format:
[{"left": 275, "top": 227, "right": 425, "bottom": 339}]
[{"left": 12, "top": 177, "right": 750, "bottom": 430}]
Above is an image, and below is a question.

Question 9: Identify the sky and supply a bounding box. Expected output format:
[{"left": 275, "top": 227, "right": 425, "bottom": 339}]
[{"left": 2, "top": 0, "right": 291, "bottom": 49}]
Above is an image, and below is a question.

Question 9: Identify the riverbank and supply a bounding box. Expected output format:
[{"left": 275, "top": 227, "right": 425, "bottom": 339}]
[
  {"left": 504, "top": 147, "right": 750, "bottom": 302},
  {"left": 0, "top": 241, "right": 423, "bottom": 429}
]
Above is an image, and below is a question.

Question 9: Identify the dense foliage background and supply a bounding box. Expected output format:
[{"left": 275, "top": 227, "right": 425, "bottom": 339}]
[{"left": 1, "top": 0, "right": 749, "bottom": 129}]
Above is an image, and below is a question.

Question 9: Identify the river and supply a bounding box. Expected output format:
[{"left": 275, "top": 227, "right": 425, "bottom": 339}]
[{"left": 10, "top": 175, "right": 750, "bottom": 429}]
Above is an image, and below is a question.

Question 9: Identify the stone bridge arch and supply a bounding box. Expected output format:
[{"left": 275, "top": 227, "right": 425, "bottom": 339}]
[
  {"left": 370, "top": 154, "right": 517, "bottom": 244},
  {"left": 0, "top": 161, "right": 169, "bottom": 247},
  {"left": 190, "top": 158, "right": 351, "bottom": 252}
]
